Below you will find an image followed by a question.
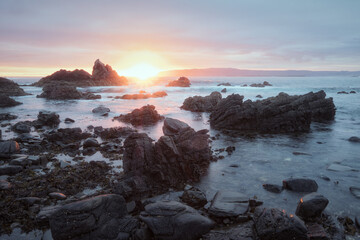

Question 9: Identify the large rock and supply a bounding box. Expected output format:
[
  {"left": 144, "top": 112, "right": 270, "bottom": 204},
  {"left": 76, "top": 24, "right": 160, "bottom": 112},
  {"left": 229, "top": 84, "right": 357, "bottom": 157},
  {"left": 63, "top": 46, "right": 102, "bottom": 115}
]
[
  {"left": 44, "top": 128, "right": 91, "bottom": 144},
  {"left": 92, "top": 59, "right": 128, "bottom": 86},
  {"left": 0, "top": 113, "right": 17, "bottom": 122},
  {"left": 94, "top": 126, "right": 136, "bottom": 139},
  {"left": 283, "top": 178, "right": 318, "bottom": 192},
  {"left": 250, "top": 81, "right": 272, "bottom": 87},
  {"left": 119, "top": 91, "right": 167, "bottom": 100},
  {"left": 117, "top": 118, "right": 212, "bottom": 198},
  {"left": 92, "top": 106, "right": 110, "bottom": 115},
  {"left": 0, "top": 77, "right": 28, "bottom": 96},
  {"left": 49, "top": 194, "right": 138, "bottom": 240},
  {"left": 0, "top": 164, "right": 23, "bottom": 175},
  {"left": 12, "top": 121, "right": 32, "bottom": 133},
  {"left": 0, "top": 94, "right": 22, "bottom": 108},
  {"left": 140, "top": 201, "right": 214, "bottom": 240},
  {"left": 37, "top": 82, "right": 100, "bottom": 100},
  {"left": 33, "top": 69, "right": 92, "bottom": 87},
  {"left": 208, "top": 191, "right": 249, "bottom": 218},
  {"left": 254, "top": 208, "right": 308, "bottom": 240},
  {"left": 203, "top": 222, "right": 254, "bottom": 240},
  {"left": 162, "top": 117, "right": 191, "bottom": 136},
  {"left": 0, "top": 141, "right": 20, "bottom": 154},
  {"left": 34, "top": 111, "right": 60, "bottom": 128},
  {"left": 181, "top": 186, "right": 207, "bottom": 208},
  {"left": 181, "top": 91, "right": 222, "bottom": 112},
  {"left": 210, "top": 91, "right": 335, "bottom": 133},
  {"left": 166, "top": 76, "right": 191, "bottom": 87},
  {"left": 295, "top": 193, "right": 329, "bottom": 219},
  {"left": 114, "top": 105, "right": 164, "bottom": 126}
]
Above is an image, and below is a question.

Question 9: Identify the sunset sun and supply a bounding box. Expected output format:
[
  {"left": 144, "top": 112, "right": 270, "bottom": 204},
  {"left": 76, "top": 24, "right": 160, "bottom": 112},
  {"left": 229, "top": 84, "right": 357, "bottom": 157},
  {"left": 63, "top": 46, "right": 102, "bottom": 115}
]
[{"left": 121, "top": 63, "right": 160, "bottom": 81}]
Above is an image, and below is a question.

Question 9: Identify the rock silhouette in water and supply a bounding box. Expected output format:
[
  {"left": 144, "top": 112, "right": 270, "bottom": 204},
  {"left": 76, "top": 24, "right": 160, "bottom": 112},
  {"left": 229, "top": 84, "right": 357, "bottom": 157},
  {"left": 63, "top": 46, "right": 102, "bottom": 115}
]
[
  {"left": 181, "top": 91, "right": 222, "bottom": 112},
  {"left": 37, "top": 82, "right": 101, "bottom": 100},
  {"left": 166, "top": 76, "right": 191, "bottom": 87},
  {"left": 114, "top": 105, "right": 164, "bottom": 126},
  {"left": 0, "top": 77, "right": 29, "bottom": 96}
]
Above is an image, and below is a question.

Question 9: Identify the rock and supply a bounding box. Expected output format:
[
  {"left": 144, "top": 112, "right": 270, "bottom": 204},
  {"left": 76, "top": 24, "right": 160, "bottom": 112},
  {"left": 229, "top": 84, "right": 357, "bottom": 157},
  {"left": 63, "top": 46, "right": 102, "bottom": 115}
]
[
  {"left": 92, "top": 59, "right": 128, "bottom": 86},
  {"left": 349, "top": 187, "right": 360, "bottom": 199},
  {"left": 256, "top": 94, "right": 263, "bottom": 98},
  {"left": 0, "top": 94, "right": 22, "bottom": 107},
  {"left": 12, "top": 121, "right": 32, "bottom": 133},
  {"left": 140, "top": 201, "right": 214, "bottom": 240},
  {"left": 120, "top": 91, "right": 167, "bottom": 100},
  {"left": 114, "top": 105, "right": 164, "bottom": 126},
  {"left": 37, "top": 82, "right": 101, "bottom": 100},
  {"left": 283, "top": 178, "right": 318, "bottom": 192},
  {"left": 0, "top": 179, "right": 12, "bottom": 190},
  {"left": 0, "top": 141, "right": 20, "bottom": 154},
  {"left": 92, "top": 106, "right": 110, "bottom": 115},
  {"left": 0, "top": 113, "right": 17, "bottom": 122},
  {"left": 83, "top": 138, "right": 100, "bottom": 148},
  {"left": 348, "top": 136, "right": 360, "bottom": 143},
  {"left": 33, "top": 69, "right": 92, "bottom": 87},
  {"left": 0, "top": 77, "right": 28, "bottom": 96},
  {"left": 37, "top": 205, "right": 63, "bottom": 223},
  {"left": 95, "top": 126, "right": 136, "bottom": 139},
  {"left": 283, "top": 179, "right": 318, "bottom": 193},
  {"left": 250, "top": 81, "right": 272, "bottom": 87},
  {"left": 64, "top": 118, "right": 75, "bottom": 123},
  {"left": 295, "top": 193, "right": 329, "bottom": 219},
  {"left": 9, "top": 155, "right": 29, "bottom": 166},
  {"left": 254, "top": 208, "right": 308, "bottom": 240},
  {"left": 307, "top": 223, "right": 330, "bottom": 240},
  {"left": 33, "top": 111, "right": 60, "bottom": 128},
  {"left": 263, "top": 183, "right": 283, "bottom": 193},
  {"left": 202, "top": 222, "right": 254, "bottom": 240},
  {"left": 44, "top": 127, "right": 91, "bottom": 144},
  {"left": 337, "top": 91, "right": 349, "bottom": 94},
  {"left": 49, "top": 192, "right": 67, "bottom": 200},
  {"left": 181, "top": 186, "right": 207, "bottom": 208},
  {"left": 0, "top": 165, "right": 23, "bottom": 175},
  {"left": 355, "top": 216, "right": 359, "bottom": 229},
  {"left": 16, "top": 197, "right": 42, "bottom": 206},
  {"left": 221, "top": 88, "right": 227, "bottom": 93},
  {"left": 162, "top": 117, "right": 191, "bottom": 136},
  {"left": 49, "top": 194, "right": 135, "bottom": 240},
  {"left": 327, "top": 163, "right": 355, "bottom": 172},
  {"left": 208, "top": 191, "right": 249, "bottom": 218},
  {"left": 210, "top": 90, "right": 335, "bottom": 133},
  {"left": 181, "top": 91, "right": 222, "bottom": 112},
  {"left": 217, "top": 82, "right": 232, "bottom": 86},
  {"left": 60, "top": 160, "right": 71, "bottom": 168},
  {"left": 350, "top": 91, "right": 356, "bottom": 94},
  {"left": 166, "top": 76, "right": 191, "bottom": 87}
]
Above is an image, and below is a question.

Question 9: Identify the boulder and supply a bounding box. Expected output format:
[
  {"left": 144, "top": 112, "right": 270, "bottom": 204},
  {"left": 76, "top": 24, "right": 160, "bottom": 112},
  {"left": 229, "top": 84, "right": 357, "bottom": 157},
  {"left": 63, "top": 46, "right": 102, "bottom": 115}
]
[
  {"left": 33, "top": 69, "right": 92, "bottom": 87},
  {"left": 221, "top": 88, "right": 227, "bottom": 93},
  {"left": 162, "top": 117, "right": 191, "bottom": 136},
  {"left": 349, "top": 187, "right": 360, "bottom": 199},
  {"left": 0, "top": 141, "right": 20, "bottom": 154},
  {"left": 34, "top": 111, "right": 60, "bottom": 128},
  {"left": 83, "top": 138, "right": 100, "bottom": 148},
  {"left": 263, "top": 183, "right": 283, "bottom": 193},
  {"left": 0, "top": 94, "right": 22, "bottom": 108},
  {"left": 250, "top": 81, "right": 272, "bottom": 87},
  {"left": 37, "top": 82, "right": 101, "bottom": 100},
  {"left": 283, "top": 178, "right": 318, "bottom": 192},
  {"left": 350, "top": 91, "right": 356, "bottom": 94},
  {"left": 0, "top": 165, "right": 23, "bottom": 175},
  {"left": 12, "top": 121, "right": 32, "bottom": 133},
  {"left": 295, "top": 193, "right": 329, "bottom": 219},
  {"left": 254, "top": 208, "right": 308, "bottom": 240},
  {"left": 92, "top": 106, "right": 110, "bottom": 115},
  {"left": 208, "top": 191, "right": 249, "bottom": 218},
  {"left": 210, "top": 91, "right": 335, "bottom": 133},
  {"left": 49, "top": 194, "right": 137, "bottom": 240},
  {"left": 95, "top": 126, "right": 136, "bottom": 139},
  {"left": 0, "top": 179, "right": 12, "bottom": 190},
  {"left": 64, "top": 118, "right": 75, "bottom": 123},
  {"left": 217, "top": 82, "right": 232, "bottom": 86},
  {"left": 92, "top": 59, "right": 128, "bottom": 86},
  {"left": 120, "top": 91, "right": 167, "bottom": 100},
  {"left": 140, "top": 201, "right": 214, "bottom": 240},
  {"left": 0, "top": 77, "right": 28, "bottom": 96},
  {"left": 0, "top": 113, "right": 17, "bottom": 122},
  {"left": 348, "top": 136, "right": 360, "bottom": 143},
  {"left": 256, "top": 94, "right": 263, "bottom": 98},
  {"left": 203, "top": 222, "right": 254, "bottom": 240},
  {"left": 166, "top": 76, "right": 191, "bottom": 87},
  {"left": 114, "top": 105, "right": 164, "bottom": 126},
  {"left": 181, "top": 91, "right": 222, "bottom": 112},
  {"left": 181, "top": 186, "right": 207, "bottom": 208},
  {"left": 337, "top": 91, "right": 349, "bottom": 94},
  {"left": 44, "top": 127, "right": 91, "bottom": 144}
]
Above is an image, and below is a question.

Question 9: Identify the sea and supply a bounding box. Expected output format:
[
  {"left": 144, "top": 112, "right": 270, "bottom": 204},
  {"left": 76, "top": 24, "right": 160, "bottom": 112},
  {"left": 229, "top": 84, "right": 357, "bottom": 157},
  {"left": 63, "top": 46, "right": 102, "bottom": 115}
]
[{"left": 1, "top": 76, "right": 360, "bottom": 236}]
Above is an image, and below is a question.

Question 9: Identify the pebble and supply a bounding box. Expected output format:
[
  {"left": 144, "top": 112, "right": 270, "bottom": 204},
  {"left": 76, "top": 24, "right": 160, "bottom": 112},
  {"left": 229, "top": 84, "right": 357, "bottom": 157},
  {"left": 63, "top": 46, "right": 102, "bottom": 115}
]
[{"left": 49, "top": 192, "right": 67, "bottom": 200}]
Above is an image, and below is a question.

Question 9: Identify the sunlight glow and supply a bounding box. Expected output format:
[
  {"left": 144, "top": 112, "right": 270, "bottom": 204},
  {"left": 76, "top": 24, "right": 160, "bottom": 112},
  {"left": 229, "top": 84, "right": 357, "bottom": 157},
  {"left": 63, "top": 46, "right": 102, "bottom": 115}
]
[{"left": 120, "top": 63, "right": 161, "bottom": 81}]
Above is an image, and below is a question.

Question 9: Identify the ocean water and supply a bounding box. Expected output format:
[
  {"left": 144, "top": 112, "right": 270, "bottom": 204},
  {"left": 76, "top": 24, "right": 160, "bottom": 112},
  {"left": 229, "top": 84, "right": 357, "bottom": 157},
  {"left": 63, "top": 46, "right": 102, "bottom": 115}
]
[{"left": 1, "top": 76, "right": 360, "bottom": 221}]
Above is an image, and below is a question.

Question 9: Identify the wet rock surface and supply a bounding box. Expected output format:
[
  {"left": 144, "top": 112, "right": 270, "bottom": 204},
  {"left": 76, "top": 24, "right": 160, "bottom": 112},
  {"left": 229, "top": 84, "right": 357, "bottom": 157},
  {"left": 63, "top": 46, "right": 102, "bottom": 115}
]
[
  {"left": 0, "top": 113, "right": 17, "bottom": 122},
  {"left": 0, "top": 77, "right": 29, "bottom": 96},
  {"left": 0, "top": 94, "right": 22, "bottom": 108},
  {"left": 250, "top": 81, "right": 272, "bottom": 87},
  {"left": 119, "top": 91, "right": 167, "bottom": 100},
  {"left": 0, "top": 141, "right": 20, "bottom": 155},
  {"left": 296, "top": 193, "right": 329, "bottom": 220},
  {"left": 92, "top": 59, "right": 128, "bottom": 86},
  {"left": 92, "top": 106, "right": 110, "bottom": 115},
  {"left": 140, "top": 201, "right": 214, "bottom": 240},
  {"left": 33, "top": 111, "right": 60, "bottom": 128},
  {"left": 348, "top": 136, "right": 360, "bottom": 143},
  {"left": 263, "top": 183, "right": 283, "bottom": 193},
  {"left": 210, "top": 90, "right": 335, "bottom": 133},
  {"left": 114, "top": 105, "right": 164, "bottom": 126},
  {"left": 208, "top": 191, "right": 249, "bottom": 218},
  {"left": 166, "top": 76, "right": 191, "bottom": 87},
  {"left": 37, "top": 82, "right": 101, "bottom": 100},
  {"left": 283, "top": 178, "right": 318, "bottom": 192},
  {"left": 181, "top": 91, "right": 222, "bottom": 112},
  {"left": 180, "top": 186, "right": 207, "bottom": 209}
]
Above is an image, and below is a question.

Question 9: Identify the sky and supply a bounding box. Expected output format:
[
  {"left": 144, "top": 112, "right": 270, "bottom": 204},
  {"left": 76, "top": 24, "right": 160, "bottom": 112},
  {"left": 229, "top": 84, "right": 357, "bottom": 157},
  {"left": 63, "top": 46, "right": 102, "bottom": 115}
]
[{"left": 1, "top": 0, "right": 360, "bottom": 76}]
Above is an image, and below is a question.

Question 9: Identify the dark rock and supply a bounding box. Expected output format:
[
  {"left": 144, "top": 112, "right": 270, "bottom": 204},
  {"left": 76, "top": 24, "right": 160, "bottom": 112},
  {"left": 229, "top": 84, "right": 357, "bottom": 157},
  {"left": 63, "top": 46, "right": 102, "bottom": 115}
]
[
  {"left": 166, "top": 76, "right": 191, "bottom": 87},
  {"left": 181, "top": 186, "right": 207, "bottom": 208},
  {"left": 37, "top": 82, "right": 101, "bottom": 100},
  {"left": 208, "top": 191, "right": 249, "bottom": 218},
  {"left": 293, "top": 151, "right": 312, "bottom": 156},
  {"left": 0, "top": 94, "right": 22, "bottom": 108},
  {"left": 0, "top": 77, "right": 28, "bottom": 96},
  {"left": 0, "top": 165, "right": 23, "bottom": 175},
  {"left": 140, "top": 201, "right": 214, "bottom": 240},
  {"left": 114, "top": 105, "right": 164, "bottom": 126},
  {"left": 12, "top": 121, "right": 32, "bottom": 133},
  {"left": 64, "top": 118, "right": 75, "bottom": 123},
  {"left": 250, "top": 81, "right": 272, "bottom": 87},
  {"left": 16, "top": 197, "right": 42, "bottom": 206},
  {"left": 49, "top": 194, "right": 135, "bottom": 240},
  {"left": 9, "top": 155, "right": 29, "bottom": 166},
  {"left": 49, "top": 192, "right": 67, "bottom": 200},
  {"left": 348, "top": 136, "right": 360, "bottom": 143},
  {"left": 92, "top": 59, "right": 128, "bottom": 86},
  {"left": 0, "top": 113, "right": 17, "bottom": 122},
  {"left": 0, "top": 179, "right": 12, "bottom": 190},
  {"left": 33, "top": 69, "right": 92, "bottom": 87},
  {"left": 34, "top": 111, "right": 60, "bottom": 128},
  {"left": 217, "top": 82, "right": 232, "bottom": 86},
  {"left": 0, "top": 141, "right": 20, "bottom": 154},
  {"left": 162, "top": 117, "right": 191, "bottom": 136},
  {"left": 295, "top": 193, "right": 329, "bottom": 219},
  {"left": 81, "top": 91, "right": 101, "bottom": 99},
  {"left": 283, "top": 178, "right": 318, "bottom": 192},
  {"left": 256, "top": 94, "right": 263, "bottom": 98},
  {"left": 349, "top": 186, "right": 360, "bottom": 199},
  {"left": 263, "top": 183, "right": 283, "bottom": 193},
  {"left": 242, "top": 84, "right": 248, "bottom": 87},
  {"left": 181, "top": 91, "right": 222, "bottom": 112},
  {"left": 92, "top": 106, "right": 110, "bottom": 115},
  {"left": 337, "top": 91, "right": 349, "bottom": 94},
  {"left": 350, "top": 91, "right": 356, "bottom": 94},
  {"left": 95, "top": 126, "right": 136, "bottom": 139},
  {"left": 37, "top": 205, "right": 63, "bottom": 223},
  {"left": 44, "top": 127, "right": 90, "bottom": 144},
  {"left": 120, "top": 91, "right": 167, "bottom": 100},
  {"left": 254, "top": 208, "right": 308, "bottom": 240},
  {"left": 307, "top": 223, "right": 330, "bottom": 240},
  {"left": 225, "top": 146, "right": 235, "bottom": 155},
  {"left": 203, "top": 221, "right": 254, "bottom": 240},
  {"left": 210, "top": 90, "right": 335, "bottom": 133},
  {"left": 83, "top": 138, "right": 100, "bottom": 148},
  {"left": 221, "top": 88, "right": 227, "bottom": 93}
]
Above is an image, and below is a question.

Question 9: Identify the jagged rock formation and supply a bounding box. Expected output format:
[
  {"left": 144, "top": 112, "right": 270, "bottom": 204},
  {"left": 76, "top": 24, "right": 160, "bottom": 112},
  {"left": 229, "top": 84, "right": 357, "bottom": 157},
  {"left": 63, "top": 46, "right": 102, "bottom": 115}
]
[
  {"left": 114, "top": 105, "right": 164, "bottom": 126},
  {"left": 0, "top": 94, "right": 22, "bottom": 108},
  {"left": 166, "top": 76, "right": 191, "bottom": 87},
  {"left": 36, "top": 83, "right": 100, "bottom": 100},
  {"left": 181, "top": 91, "right": 222, "bottom": 112},
  {"left": 92, "top": 59, "right": 128, "bottom": 86},
  {"left": 210, "top": 90, "right": 335, "bottom": 133},
  {"left": 0, "top": 77, "right": 29, "bottom": 96}
]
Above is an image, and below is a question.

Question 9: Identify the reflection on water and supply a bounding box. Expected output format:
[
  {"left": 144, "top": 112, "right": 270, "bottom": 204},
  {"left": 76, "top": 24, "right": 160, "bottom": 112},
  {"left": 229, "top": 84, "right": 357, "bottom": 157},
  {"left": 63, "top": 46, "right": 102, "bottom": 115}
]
[{"left": 1, "top": 76, "right": 360, "bottom": 219}]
